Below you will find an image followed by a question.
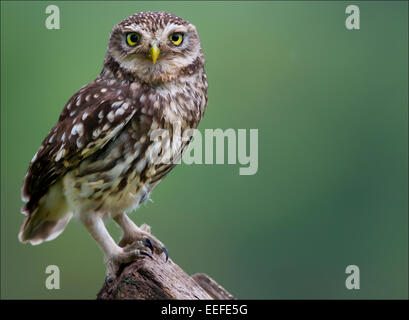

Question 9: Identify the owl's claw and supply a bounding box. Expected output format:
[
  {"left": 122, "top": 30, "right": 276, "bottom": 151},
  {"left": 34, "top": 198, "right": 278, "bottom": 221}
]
[
  {"left": 162, "top": 246, "right": 169, "bottom": 262},
  {"left": 140, "top": 250, "right": 153, "bottom": 260},
  {"left": 143, "top": 237, "right": 169, "bottom": 262},
  {"left": 143, "top": 238, "right": 154, "bottom": 253}
]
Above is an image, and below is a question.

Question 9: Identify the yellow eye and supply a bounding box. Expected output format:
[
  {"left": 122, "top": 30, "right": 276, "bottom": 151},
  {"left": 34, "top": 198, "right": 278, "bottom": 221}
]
[
  {"left": 126, "top": 32, "right": 140, "bottom": 46},
  {"left": 169, "top": 33, "right": 183, "bottom": 46}
]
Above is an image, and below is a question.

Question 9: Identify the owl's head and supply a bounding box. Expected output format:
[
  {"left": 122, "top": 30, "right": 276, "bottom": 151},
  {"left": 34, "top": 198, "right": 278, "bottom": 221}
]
[{"left": 105, "top": 11, "right": 204, "bottom": 84}]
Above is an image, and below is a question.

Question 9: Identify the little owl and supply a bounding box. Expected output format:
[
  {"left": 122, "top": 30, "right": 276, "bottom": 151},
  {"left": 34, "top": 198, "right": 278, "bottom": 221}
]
[{"left": 19, "top": 11, "right": 208, "bottom": 279}]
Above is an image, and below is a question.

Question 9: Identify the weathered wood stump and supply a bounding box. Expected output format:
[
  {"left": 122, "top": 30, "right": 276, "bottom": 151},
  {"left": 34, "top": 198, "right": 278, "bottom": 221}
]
[{"left": 97, "top": 254, "right": 234, "bottom": 300}]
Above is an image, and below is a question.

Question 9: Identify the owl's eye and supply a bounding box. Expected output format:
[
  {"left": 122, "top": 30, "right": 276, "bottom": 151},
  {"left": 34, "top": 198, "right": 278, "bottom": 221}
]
[
  {"left": 126, "top": 32, "right": 141, "bottom": 46},
  {"left": 169, "top": 33, "right": 183, "bottom": 46}
]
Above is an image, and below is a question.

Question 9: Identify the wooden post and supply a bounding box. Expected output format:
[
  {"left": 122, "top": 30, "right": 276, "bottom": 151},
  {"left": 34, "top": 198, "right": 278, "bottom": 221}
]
[{"left": 97, "top": 254, "right": 234, "bottom": 300}]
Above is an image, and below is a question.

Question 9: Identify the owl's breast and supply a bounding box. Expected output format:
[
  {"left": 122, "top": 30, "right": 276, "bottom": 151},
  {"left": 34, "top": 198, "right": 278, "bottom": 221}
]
[{"left": 62, "top": 113, "right": 190, "bottom": 217}]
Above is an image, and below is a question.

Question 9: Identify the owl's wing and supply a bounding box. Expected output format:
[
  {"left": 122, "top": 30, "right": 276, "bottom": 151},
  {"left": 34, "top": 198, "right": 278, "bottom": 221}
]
[{"left": 22, "top": 80, "right": 137, "bottom": 213}]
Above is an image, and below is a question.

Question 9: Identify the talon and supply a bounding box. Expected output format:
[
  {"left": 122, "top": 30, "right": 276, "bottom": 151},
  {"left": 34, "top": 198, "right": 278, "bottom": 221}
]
[
  {"left": 140, "top": 250, "right": 153, "bottom": 259},
  {"left": 143, "top": 238, "right": 154, "bottom": 253},
  {"left": 162, "top": 247, "right": 169, "bottom": 262}
]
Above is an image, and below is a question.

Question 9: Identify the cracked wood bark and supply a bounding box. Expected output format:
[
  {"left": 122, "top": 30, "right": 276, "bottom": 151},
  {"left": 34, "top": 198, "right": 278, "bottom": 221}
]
[{"left": 97, "top": 255, "right": 234, "bottom": 300}]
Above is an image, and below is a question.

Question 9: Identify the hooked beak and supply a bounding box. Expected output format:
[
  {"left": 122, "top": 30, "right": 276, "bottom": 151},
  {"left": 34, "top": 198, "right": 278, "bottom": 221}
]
[{"left": 149, "top": 44, "right": 160, "bottom": 64}]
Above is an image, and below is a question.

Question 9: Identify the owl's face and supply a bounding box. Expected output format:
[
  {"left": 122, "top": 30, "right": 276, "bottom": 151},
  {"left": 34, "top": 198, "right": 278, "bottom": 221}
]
[{"left": 106, "top": 11, "right": 203, "bottom": 84}]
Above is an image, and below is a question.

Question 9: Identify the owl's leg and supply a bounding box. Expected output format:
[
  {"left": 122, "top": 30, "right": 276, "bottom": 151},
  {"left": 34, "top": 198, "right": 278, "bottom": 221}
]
[
  {"left": 80, "top": 213, "right": 152, "bottom": 279},
  {"left": 114, "top": 212, "right": 168, "bottom": 260}
]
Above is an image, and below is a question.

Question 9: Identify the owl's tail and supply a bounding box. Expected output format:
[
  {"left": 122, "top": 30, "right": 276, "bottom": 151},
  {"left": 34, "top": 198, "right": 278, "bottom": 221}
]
[{"left": 19, "top": 181, "right": 73, "bottom": 245}]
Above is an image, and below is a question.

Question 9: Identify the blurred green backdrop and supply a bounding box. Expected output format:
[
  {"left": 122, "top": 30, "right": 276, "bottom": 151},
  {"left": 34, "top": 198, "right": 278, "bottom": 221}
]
[{"left": 1, "top": 1, "right": 407, "bottom": 299}]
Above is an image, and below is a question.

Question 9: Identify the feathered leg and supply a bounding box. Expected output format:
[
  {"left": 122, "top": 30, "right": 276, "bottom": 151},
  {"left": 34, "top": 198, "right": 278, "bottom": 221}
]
[{"left": 80, "top": 213, "right": 152, "bottom": 278}]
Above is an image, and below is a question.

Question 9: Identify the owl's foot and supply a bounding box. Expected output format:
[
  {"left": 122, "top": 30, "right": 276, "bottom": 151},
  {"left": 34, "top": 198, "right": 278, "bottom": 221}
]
[
  {"left": 118, "top": 223, "right": 169, "bottom": 262},
  {"left": 105, "top": 241, "right": 153, "bottom": 281},
  {"left": 120, "top": 236, "right": 168, "bottom": 261}
]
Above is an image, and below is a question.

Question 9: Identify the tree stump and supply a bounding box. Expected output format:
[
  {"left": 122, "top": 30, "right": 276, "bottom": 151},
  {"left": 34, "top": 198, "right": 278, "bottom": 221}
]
[{"left": 97, "top": 254, "right": 234, "bottom": 300}]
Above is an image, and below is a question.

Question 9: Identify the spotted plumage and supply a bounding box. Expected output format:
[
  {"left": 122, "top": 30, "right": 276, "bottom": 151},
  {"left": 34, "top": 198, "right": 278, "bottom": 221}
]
[{"left": 19, "top": 11, "right": 208, "bottom": 278}]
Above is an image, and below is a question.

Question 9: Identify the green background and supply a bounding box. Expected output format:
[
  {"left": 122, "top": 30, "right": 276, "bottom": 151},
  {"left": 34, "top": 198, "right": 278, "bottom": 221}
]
[{"left": 1, "top": 1, "right": 407, "bottom": 299}]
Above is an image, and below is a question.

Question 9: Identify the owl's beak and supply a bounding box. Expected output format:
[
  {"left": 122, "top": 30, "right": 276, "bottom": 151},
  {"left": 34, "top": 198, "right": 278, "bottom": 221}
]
[{"left": 149, "top": 44, "right": 160, "bottom": 64}]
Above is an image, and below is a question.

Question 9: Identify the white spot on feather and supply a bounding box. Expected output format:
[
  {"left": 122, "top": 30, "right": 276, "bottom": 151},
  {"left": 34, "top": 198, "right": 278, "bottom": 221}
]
[
  {"left": 31, "top": 152, "right": 38, "bottom": 163},
  {"left": 112, "top": 101, "right": 123, "bottom": 108},
  {"left": 115, "top": 107, "right": 125, "bottom": 116},
  {"left": 48, "top": 133, "right": 56, "bottom": 144},
  {"left": 71, "top": 123, "right": 84, "bottom": 136},
  {"left": 55, "top": 149, "right": 65, "bottom": 161},
  {"left": 76, "top": 95, "right": 82, "bottom": 106},
  {"left": 76, "top": 138, "right": 83, "bottom": 148},
  {"left": 107, "top": 111, "right": 115, "bottom": 122},
  {"left": 93, "top": 128, "right": 101, "bottom": 138}
]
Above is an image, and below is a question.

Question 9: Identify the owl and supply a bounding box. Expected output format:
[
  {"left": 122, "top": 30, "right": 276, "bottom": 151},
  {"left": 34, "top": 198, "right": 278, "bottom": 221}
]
[{"left": 19, "top": 11, "right": 208, "bottom": 279}]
